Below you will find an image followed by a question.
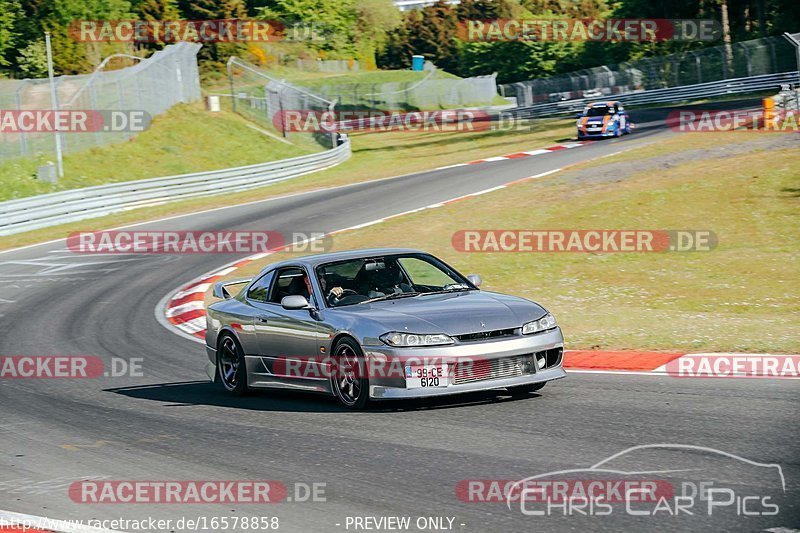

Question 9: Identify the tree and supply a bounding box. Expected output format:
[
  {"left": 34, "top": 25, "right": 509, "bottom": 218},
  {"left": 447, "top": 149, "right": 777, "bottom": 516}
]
[
  {"left": 455, "top": 0, "right": 517, "bottom": 19},
  {"left": 404, "top": 1, "right": 460, "bottom": 72},
  {"left": 0, "top": 0, "right": 23, "bottom": 68},
  {"left": 17, "top": 39, "right": 48, "bottom": 77},
  {"left": 13, "top": 0, "right": 133, "bottom": 75},
  {"left": 256, "top": 0, "right": 359, "bottom": 57},
  {"left": 180, "top": 0, "right": 249, "bottom": 62},
  {"left": 354, "top": 0, "right": 401, "bottom": 53},
  {"left": 134, "top": 0, "right": 180, "bottom": 20}
]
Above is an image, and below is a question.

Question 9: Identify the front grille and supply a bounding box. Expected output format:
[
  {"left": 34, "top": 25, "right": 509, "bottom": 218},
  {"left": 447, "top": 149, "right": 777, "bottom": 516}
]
[
  {"left": 455, "top": 328, "right": 517, "bottom": 342},
  {"left": 452, "top": 348, "right": 563, "bottom": 385},
  {"left": 454, "top": 355, "right": 527, "bottom": 384}
]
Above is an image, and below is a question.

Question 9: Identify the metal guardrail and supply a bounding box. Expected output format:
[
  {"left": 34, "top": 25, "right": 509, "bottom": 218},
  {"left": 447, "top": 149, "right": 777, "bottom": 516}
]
[
  {"left": 510, "top": 72, "right": 800, "bottom": 118},
  {"left": 0, "top": 140, "right": 351, "bottom": 236}
]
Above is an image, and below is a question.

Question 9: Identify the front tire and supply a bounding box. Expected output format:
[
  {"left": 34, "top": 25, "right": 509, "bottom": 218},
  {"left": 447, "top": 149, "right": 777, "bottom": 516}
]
[
  {"left": 330, "top": 337, "right": 369, "bottom": 410},
  {"left": 217, "top": 334, "right": 248, "bottom": 396},
  {"left": 508, "top": 382, "right": 546, "bottom": 397}
]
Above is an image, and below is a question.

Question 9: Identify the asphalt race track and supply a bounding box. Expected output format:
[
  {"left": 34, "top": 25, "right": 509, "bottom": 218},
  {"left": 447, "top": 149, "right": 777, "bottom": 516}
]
[{"left": 1, "top": 100, "right": 797, "bottom": 532}]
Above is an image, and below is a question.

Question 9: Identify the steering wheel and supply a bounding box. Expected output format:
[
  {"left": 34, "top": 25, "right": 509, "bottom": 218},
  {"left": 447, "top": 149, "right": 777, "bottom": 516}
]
[
  {"left": 336, "top": 289, "right": 359, "bottom": 297},
  {"left": 329, "top": 288, "right": 358, "bottom": 302},
  {"left": 328, "top": 289, "right": 363, "bottom": 307}
]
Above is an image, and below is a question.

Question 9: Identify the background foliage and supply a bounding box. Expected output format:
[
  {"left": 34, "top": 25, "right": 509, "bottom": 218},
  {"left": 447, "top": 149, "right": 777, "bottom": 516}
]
[{"left": 0, "top": 0, "right": 797, "bottom": 83}]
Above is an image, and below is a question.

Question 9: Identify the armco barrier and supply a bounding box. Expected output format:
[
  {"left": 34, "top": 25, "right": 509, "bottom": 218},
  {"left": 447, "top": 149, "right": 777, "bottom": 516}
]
[
  {"left": 511, "top": 72, "right": 800, "bottom": 118},
  {"left": 0, "top": 140, "right": 351, "bottom": 236}
]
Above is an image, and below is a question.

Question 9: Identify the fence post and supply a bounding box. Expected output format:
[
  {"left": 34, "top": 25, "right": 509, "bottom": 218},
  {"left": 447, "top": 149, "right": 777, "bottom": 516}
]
[
  {"left": 89, "top": 82, "right": 102, "bottom": 147},
  {"left": 15, "top": 82, "right": 28, "bottom": 156},
  {"left": 695, "top": 53, "right": 702, "bottom": 84},
  {"left": 227, "top": 58, "right": 237, "bottom": 113},
  {"left": 328, "top": 101, "right": 337, "bottom": 148}
]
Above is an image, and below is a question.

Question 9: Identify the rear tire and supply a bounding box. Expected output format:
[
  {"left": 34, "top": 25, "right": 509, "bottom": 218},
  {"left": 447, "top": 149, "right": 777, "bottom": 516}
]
[
  {"left": 508, "top": 382, "right": 546, "bottom": 397},
  {"left": 217, "top": 334, "right": 248, "bottom": 396},
  {"left": 330, "top": 337, "right": 370, "bottom": 410}
]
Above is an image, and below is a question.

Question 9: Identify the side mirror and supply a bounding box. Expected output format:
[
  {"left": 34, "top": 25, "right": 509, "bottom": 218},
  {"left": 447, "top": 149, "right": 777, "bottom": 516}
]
[
  {"left": 467, "top": 274, "right": 482, "bottom": 287},
  {"left": 575, "top": 114, "right": 582, "bottom": 119},
  {"left": 281, "top": 295, "right": 313, "bottom": 310}
]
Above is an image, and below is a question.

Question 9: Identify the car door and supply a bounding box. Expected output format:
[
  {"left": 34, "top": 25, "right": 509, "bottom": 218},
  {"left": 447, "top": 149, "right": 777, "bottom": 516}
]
[
  {"left": 242, "top": 269, "right": 276, "bottom": 356},
  {"left": 249, "top": 266, "right": 329, "bottom": 387}
]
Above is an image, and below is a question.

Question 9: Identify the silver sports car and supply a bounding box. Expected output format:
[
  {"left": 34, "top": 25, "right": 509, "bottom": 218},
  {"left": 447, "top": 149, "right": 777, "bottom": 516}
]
[{"left": 205, "top": 248, "right": 565, "bottom": 409}]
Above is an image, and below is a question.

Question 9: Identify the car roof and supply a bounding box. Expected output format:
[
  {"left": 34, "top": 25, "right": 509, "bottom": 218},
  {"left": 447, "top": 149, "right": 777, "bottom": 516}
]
[
  {"left": 259, "top": 248, "right": 427, "bottom": 273},
  {"left": 588, "top": 100, "right": 620, "bottom": 107}
]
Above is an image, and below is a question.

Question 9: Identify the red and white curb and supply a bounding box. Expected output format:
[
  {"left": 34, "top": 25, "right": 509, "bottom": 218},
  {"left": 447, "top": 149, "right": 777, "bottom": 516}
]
[{"left": 432, "top": 141, "right": 589, "bottom": 170}]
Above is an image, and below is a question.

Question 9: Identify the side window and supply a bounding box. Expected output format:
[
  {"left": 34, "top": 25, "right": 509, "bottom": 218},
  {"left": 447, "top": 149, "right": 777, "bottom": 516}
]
[
  {"left": 247, "top": 270, "right": 275, "bottom": 302},
  {"left": 269, "top": 267, "right": 310, "bottom": 303}
]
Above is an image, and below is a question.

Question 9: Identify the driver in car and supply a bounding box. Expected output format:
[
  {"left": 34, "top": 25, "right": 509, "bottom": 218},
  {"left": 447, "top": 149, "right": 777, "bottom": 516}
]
[{"left": 319, "top": 276, "right": 347, "bottom": 306}]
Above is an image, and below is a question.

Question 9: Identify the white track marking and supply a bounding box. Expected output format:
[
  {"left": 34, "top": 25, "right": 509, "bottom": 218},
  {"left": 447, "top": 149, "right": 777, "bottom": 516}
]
[
  {"left": 169, "top": 282, "right": 211, "bottom": 300},
  {"left": 467, "top": 185, "right": 507, "bottom": 197},
  {"left": 174, "top": 316, "right": 206, "bottom": 334},
  {"left": 212, "top": 266, "right": 239, "bottom": 276},
  {"left": 164, "top": 300, "right": 206, "bottom": 318}
]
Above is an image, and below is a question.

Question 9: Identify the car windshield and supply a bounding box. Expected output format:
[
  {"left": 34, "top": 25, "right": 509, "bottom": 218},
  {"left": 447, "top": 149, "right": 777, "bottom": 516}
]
[
  {"left": 584, "top": 105, "right": 612, "bottom": 117},
  {"left": 316, "top": 253, "right": 472, "bottom": 307}
]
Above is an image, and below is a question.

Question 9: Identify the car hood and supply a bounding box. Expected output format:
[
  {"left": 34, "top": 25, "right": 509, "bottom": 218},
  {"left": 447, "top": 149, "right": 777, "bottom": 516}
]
[
  {"left": 584, "top": 116, "right": 612, "bottom": 125},
  {"left": 334, "top": 290, "right": 547, "bottom": 336}
]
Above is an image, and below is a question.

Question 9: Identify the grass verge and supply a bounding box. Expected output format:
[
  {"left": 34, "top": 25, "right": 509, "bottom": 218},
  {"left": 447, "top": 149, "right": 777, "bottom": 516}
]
[
  {"left": 215, "top": 132, "right": 799, "bottom": 353},
  {"left": 0, "top": 103, "right": 313, "bottom": 202},
  {"left": 0, "top": 118, "right": 574, "bottom": 251}
]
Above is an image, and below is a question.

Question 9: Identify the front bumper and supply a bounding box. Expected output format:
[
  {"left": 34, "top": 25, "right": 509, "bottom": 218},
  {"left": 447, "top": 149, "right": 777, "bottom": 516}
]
[
  {"left": 365, "top": 327, "right": 565, "bottom": 399},
  {"left": 371, "top": 366, "right": 566, "bottom": 399},
  {"left": 578, "top": 128, "right": 616, "bottom": 138}
]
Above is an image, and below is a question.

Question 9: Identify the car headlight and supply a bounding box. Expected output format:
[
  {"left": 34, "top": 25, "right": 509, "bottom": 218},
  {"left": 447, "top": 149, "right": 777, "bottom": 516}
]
[
  {"left": 380, "top": 332, "right": 454, "bottom": 347},
  {"left": 522, "top": 314, "right": 557, "bottom": 335}
]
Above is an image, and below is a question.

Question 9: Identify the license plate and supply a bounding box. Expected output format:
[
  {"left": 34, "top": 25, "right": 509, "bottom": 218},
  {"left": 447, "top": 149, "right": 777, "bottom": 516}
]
[{"left": 405, "top": 363, "right": 449, "bottom": 389}]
